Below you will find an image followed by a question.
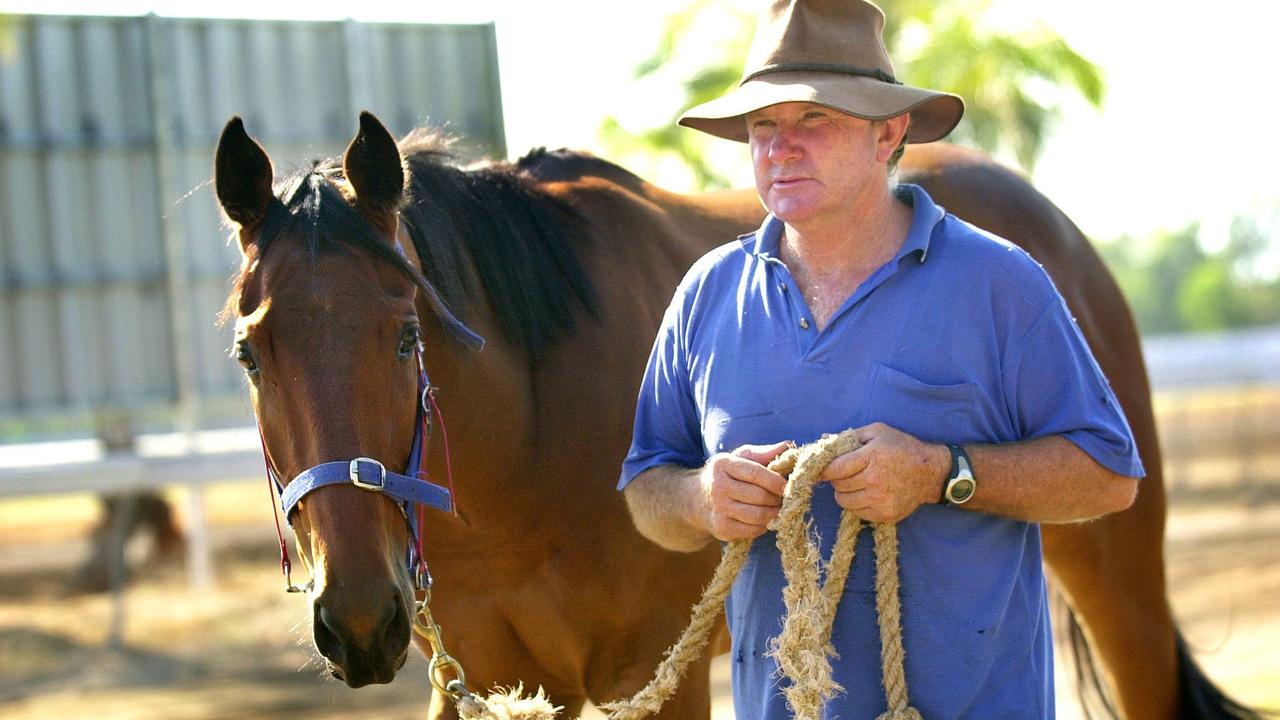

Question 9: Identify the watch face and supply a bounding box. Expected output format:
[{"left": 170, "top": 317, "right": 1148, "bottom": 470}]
[{"left": 949, "top": 478, "right": 976, "bottom": 504}]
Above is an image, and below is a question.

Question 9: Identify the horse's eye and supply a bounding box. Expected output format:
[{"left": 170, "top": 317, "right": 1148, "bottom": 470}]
[
  {"left": 233, "top": 341, "right": 259, "bottom": 375},
  {"left": 398, "top": 326, "right": 421, "bottom": 358}
]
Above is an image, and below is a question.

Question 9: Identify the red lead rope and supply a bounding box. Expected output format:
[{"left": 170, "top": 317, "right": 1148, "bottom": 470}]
[
  {"left": 428, "top": 390, "right": 459, "bottom": 519},
  {"left": 258, "top": 424, "right": 296, "bottom": 587},
  {"left": 414, "top": 389, "right": 458, "bottom": 582}
]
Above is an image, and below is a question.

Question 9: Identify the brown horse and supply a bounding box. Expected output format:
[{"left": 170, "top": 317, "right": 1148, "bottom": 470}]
[{"left": 214, "top": 113, "right": 1257, "bottom": 719}]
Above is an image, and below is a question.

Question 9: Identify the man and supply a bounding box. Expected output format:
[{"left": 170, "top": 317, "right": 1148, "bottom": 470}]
[{"left": 618, "top": 1, "right": 1144, "bottom": 718}]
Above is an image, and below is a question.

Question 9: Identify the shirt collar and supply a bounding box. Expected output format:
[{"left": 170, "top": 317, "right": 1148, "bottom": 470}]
[{"left": 738, "top": 183, "right": 945, "bottom": 263}]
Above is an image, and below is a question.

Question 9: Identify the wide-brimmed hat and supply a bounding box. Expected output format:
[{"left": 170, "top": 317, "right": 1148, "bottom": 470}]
[{"left": 679, "top": 0, "right": 964, "bottom": 144}]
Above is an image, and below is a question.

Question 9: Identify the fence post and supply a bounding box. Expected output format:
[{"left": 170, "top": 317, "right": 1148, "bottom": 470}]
[{"left": 144, "top": 13, "right": 212, "bottom": 587}]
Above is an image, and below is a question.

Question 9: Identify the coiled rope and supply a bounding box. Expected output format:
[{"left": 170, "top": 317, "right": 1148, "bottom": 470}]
[{"left": 445, "top": 429, "right": 920, "bottom": 720}]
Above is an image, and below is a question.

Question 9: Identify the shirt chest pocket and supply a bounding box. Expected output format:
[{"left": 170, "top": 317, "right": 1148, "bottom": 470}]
[{"left": 866, "top": 363, "right": 983, "bottom": 443}]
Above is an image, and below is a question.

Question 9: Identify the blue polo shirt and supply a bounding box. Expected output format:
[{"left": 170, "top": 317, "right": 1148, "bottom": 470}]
[{"left": 620, "top": 184, "right": 1143, "bottom": 719}]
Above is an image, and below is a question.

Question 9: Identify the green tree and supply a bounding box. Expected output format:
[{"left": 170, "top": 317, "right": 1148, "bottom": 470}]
[
  {"left": 0, "top": 14, "right": 15, "bottom": 62},
  {"left": 1099, "top": 216, "right": 1280, "bottom": 335},
  {"left": 602, "top": 0, "right": 1105, "bottom": 189},
  {"left": 1100, "top": 225, "right": 1204, "bottom": 335}
]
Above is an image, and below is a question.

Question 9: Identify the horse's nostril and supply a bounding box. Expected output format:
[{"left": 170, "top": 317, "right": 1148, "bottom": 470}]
[
  {"left": 383, "top": 596, "right": 411, "bottom": 654},
  {"left": 313, "top": 602, "right": 346, "bottom": 667}
]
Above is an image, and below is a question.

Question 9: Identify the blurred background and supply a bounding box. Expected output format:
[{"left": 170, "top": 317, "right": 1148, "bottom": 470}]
[{"left": 0, "top": 1, "right": 1276, "bottom": 718}]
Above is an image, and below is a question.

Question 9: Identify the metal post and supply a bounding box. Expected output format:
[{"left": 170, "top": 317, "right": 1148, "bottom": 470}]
[
  {"left": 106, "top": 493, "right": 140, "bottom": 649},
  {"left": 143, "top": 14, "right": 213, "bottom": 586},
  {"left": 342, "top": 19, "right": 373, "bottom": 121},
  {"left": 184, "top": 486, "right": 214, "bottom": 589},
  {"left": 481, "top": 22, "right": 507, "bottom": 159}
]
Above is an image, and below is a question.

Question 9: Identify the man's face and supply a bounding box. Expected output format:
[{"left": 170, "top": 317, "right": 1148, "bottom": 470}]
[{"left": 746, "top": 102, "right": 885, "bottom": 228}]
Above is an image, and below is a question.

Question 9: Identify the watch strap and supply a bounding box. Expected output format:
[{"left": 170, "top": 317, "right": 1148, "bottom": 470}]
[{"left": 940, "top": 443, "right": 972, "bottom": 505}]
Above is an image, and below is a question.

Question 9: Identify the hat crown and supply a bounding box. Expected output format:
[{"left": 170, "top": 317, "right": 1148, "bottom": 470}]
[
  {"left": 677, "top": 0, "right": 963, "bottom": 144},
  {"left": 744, "top": 0, "right": 896, "bottom": 84}
]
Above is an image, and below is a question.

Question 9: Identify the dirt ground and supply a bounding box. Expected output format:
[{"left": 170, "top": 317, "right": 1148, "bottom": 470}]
[{"left": 1, "top": 488, "right": 1277, "bottom": 719}]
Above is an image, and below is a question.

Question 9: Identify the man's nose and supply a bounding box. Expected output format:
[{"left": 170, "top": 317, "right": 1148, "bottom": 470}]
[{"left": 768, "top": 126, "right": 802, "bottom": 163}]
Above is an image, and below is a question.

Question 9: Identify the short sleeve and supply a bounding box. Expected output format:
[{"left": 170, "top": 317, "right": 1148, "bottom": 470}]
[
  {"left": 1004, "top": 293, "right": 1145, "bottom": 478},
  {"left": 618, "top": 288, "right": 705, "bottom": 489}
]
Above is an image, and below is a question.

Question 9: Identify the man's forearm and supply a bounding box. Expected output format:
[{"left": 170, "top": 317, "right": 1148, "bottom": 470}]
[
  {"left": 961, "top": 436, "right": 1139, "bottom": 523},
  {"left": 623, "top": 464, "right": 713, "bottom": 552}
]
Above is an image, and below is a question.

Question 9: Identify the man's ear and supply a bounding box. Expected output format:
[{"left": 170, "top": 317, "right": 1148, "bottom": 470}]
[{"left": 877, "top": 114, "right": 911, "bottom": 163}]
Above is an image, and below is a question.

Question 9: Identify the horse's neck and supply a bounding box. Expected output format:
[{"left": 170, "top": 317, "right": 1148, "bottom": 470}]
[{"left": 673, "top": 187, "right": 767, "bottom": 252}]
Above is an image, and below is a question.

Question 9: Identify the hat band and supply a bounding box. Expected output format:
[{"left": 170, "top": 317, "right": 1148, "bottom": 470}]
[{"left": 741, "top": 62, "right": 901, "bottom": 86}]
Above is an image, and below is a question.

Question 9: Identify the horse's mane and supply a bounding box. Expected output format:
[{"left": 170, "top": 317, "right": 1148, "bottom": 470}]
[
  {"left": 224, "top": 130, "right": 597, "bottom": 356},
  {"left": 398, "top": 129, "right": 597, "bottom": 355}
]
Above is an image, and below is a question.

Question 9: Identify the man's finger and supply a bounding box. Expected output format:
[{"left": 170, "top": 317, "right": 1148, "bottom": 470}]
[
  {"left": 727, "top": 458, "right": 788, "bottom": 496},
  {"left": 821, "top": 446, "right": 870, "bottom": 481},
  {"left": 726, "top": 479, "right": 784, "bottom": 508},
  {"left": 853, "top": 422, "right": 891, "bottom": 445},
  {"left": 734, "top": 440, "right": 793, "bottom": 466},
  {"left": 712, "top": 515, "right": 773, "bottom": 542},
  {"left": 724, "top": 500, "right": 780, "bottom": 528},
  {"left": 834, "top": 488, "right": 884, "bottom": 518}
]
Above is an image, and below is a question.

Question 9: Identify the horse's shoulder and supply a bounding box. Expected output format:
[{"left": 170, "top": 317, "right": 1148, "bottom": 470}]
[
  {"left": 901, "top": 143, "right": 1035, "bottom": 201},
  {"left": 901, "top": 143, "right": 1090, "bottom": 265}
]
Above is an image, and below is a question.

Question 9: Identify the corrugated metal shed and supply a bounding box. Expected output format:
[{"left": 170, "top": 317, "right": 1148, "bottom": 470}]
[{"left": 0, "top": 14, "right": 504, "bottom": 434}]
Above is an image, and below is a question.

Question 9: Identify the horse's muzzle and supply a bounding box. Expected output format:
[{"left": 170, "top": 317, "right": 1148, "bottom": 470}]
[{"left": 312, "top": 587, "right": 412, "bottom": 687}]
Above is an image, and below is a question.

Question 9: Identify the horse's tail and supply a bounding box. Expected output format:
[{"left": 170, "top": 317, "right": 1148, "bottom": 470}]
[
  {"left": 1060, "top": 595, "right": 1267, "bottom": 720},
  {"left": 1060, "top": 599, "right": 1119, "bottom": 720},
  {"left": 1174, "top": 631, "right": 1268, "bottom": 719}
]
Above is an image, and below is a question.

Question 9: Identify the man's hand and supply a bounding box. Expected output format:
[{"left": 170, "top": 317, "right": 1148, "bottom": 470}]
[
  {"left": 700, "top": 441, "right": 792, "bottom": 541},
  {"left": 822, "top": 423, "right": 948, "bottom": 523}
]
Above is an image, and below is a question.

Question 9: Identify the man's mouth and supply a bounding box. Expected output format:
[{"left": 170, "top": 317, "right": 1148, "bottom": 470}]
[{"left": 772, "top": 178, "right": 813, "bottom": 193}]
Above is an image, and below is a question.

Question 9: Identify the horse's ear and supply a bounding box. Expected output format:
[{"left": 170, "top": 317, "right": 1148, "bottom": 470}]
[
  {"left": 343, "top": 111, "right": 406, "bottom": 216},
  {"left": 214, "top": 116, "right": 274, "bottom": 238}
]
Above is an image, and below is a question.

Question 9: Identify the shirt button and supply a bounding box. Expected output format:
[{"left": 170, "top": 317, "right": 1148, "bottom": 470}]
[{"left": 799, "top": 318, "right": 810, "bottom": 330}]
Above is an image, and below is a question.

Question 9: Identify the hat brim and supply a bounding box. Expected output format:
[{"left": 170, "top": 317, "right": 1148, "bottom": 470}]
[{"left": 678, "top": 71, "right": 964, "bottom": 144}]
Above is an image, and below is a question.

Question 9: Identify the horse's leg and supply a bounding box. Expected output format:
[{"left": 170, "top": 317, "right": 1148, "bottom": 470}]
[
  {"left": 647, "top": 653, "right": 711, "bottom": 720},
  {"left": 591, "top": 651, "right": 712, "bottom": 720},
  {"left": 412, "top": 603, "right": 587, "bottom": 719},
  {"left": 1043, "top": 470, "right": 1178, "bottom": 719}
]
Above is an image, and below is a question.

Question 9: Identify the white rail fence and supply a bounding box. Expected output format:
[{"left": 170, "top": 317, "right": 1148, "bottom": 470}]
[{"left": 3, "top": 325, "right": 1279, "bottom": 590}]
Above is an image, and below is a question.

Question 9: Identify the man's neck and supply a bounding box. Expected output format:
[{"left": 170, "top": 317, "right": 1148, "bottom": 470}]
[
  {"left": 781, "top": 186, "right": 910, "bottom": 277},
  {"left": 778, "top": 185, "right": 913, "bottom": 330}
]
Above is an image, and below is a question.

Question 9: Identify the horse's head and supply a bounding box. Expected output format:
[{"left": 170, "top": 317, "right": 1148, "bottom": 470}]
[{"left": 215, "top": 113, "right": 461, "bottom": 687}]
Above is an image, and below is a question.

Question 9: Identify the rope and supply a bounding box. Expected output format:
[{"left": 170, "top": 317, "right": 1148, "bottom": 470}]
[{"left": 453, "top": 429, "right": 919, "bottom": 719}]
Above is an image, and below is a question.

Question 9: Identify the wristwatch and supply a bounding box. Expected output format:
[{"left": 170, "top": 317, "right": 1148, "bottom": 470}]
[{"left": 940, "top": 444, "right": 976, "bottom": 505}]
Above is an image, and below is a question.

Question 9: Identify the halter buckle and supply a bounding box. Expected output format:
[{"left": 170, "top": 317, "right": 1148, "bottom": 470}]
[{"left": 349, "top": 457, "right": 387, "bottom": 491}]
